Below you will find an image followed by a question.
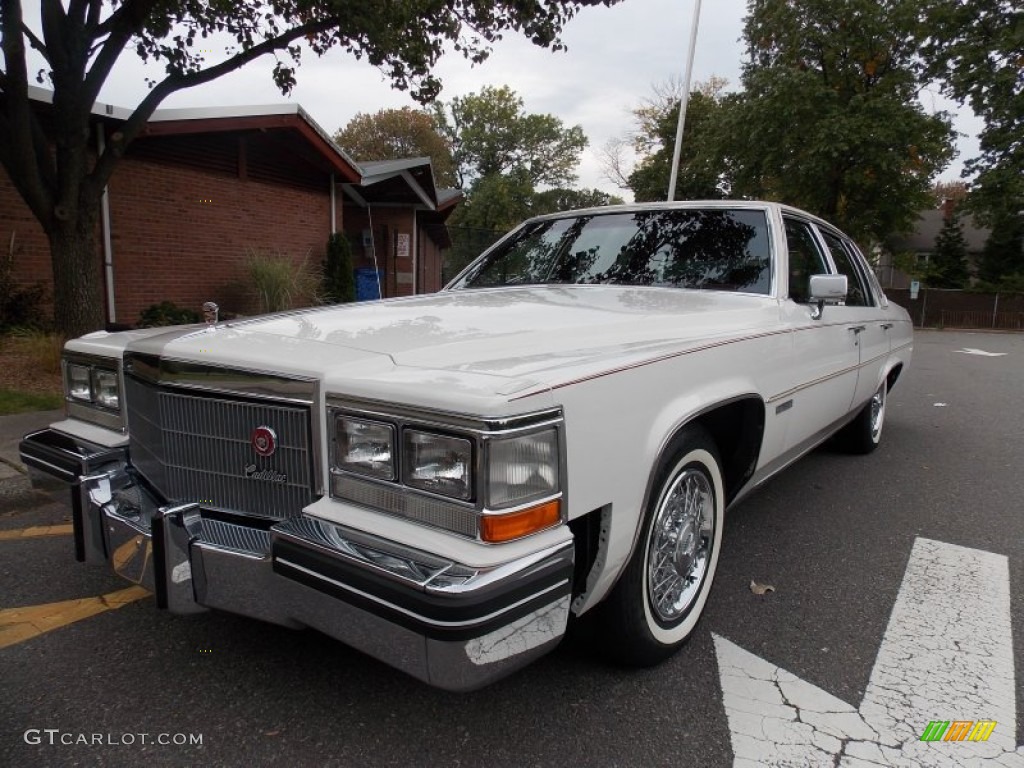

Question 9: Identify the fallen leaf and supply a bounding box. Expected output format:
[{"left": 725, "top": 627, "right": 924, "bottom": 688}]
[{"left": 750, "top": 580, "right": 775, "bottom": 595}]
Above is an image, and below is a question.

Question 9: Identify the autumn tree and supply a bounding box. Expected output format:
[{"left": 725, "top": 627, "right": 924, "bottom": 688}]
[
  {"left": 0, "top": 0, "right": 617, "bottom": 336},
  {"left": 334, "top": 107, "right": 457, "bottom": 188},
  {"left": 931, "top": 180, "right": 968, "bottom": 208},
  {"left": 724, "top": 0, "right": 954, "bottom": 244}
]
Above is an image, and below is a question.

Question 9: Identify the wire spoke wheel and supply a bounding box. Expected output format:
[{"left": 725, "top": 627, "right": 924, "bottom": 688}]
[
  {"left": 646, "top": 468, "right": 714, "bottom": 623},
  {"left": 838, "top": 378, "right": 889, "bottom": 454},
  {"left": 869, "top": 381, "right": 887, "bottom": 443},
  {"left": 597, "top": 425, "right": 724, "bottom": 666}
]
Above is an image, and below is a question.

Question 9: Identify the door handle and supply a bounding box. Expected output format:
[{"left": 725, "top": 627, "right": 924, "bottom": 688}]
[
  {"left": 881, "top": 322, "right": 894, "bottom": 330},
  {"left": 848, "top": 325, "right": 866, "bottom": 334}
]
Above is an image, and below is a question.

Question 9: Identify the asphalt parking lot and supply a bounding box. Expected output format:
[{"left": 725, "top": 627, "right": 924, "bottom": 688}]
[{"left": 1, "top": 329, "right": 1022, "bottom": 767}]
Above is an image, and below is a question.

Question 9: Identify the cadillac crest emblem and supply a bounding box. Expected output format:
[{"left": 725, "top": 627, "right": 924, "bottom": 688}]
[{"left": 251, "top": 426, "right": 277, "bottom": 458}]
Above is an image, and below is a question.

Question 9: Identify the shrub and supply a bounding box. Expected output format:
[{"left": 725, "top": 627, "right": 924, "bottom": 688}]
[
  {"left": 0, "top": 231, "right": 47, "bottom": 331},
  {"left": 138, "top": 301, "right": 202, "bottom": 328},
  {"left": 322, "top": 233, "right": 355, "bottom": 303},
  {"left": 246, "top": 248, "right": 322, "bottom": 313}
]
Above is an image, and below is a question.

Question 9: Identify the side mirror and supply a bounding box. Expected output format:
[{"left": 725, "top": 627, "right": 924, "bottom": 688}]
[{"left": 808, "top": 274, "right": 847, "bottom": 319}]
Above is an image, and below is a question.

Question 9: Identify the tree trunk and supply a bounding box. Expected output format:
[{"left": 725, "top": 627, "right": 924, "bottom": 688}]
[{"left": 48, "top": 205, "right": 105, "bottom": 338}]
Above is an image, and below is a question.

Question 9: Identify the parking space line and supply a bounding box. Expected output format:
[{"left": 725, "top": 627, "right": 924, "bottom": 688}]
[
  {"left": 0, "top": 586, "right": 150, "bottom": 649},
  {"left": 0, "top": 524, "right": 74, "bottom": 541}
]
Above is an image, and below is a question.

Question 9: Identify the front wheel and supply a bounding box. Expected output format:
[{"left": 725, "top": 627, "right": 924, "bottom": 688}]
[{"left": 597, "top": 425, "right": 725, "bottom": 666}]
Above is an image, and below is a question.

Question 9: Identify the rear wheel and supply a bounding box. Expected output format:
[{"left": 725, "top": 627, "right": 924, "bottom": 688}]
[
  {"left": 598, "top": 426, "right": 724, "bottom": 666},
  {"left": 838, "top": 379, "right": 887, "bottom": 454}
]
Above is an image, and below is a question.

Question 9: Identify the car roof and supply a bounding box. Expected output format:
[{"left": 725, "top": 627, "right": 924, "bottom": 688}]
[{"left": 524, "top": 200, "right": 850, "bottom": 241}]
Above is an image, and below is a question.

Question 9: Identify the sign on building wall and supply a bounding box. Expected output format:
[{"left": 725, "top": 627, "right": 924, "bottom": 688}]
[{"left": 397, "top": 233, "right": 410, "bottom": 260}]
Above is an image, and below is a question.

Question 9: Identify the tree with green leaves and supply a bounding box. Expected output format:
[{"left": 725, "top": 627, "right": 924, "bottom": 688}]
[
  {"left": 432, "top": 85, "right": 588, "bottom": 191},
  {"left": 614, "top": 78, "right": 732, "bottom": 202},
  {"left": 977, "top": 214, "right": 1024, "bottom": 289},
  {"left": 724, "top": 0, "right": 955, "bottom": 245},
  {"left": 433, "top": 84, "right": 593, "bottom": 240},
  {"left": 922, "top": 0, "right": 1023, "bottom": 226},
  {"left": 531, "top": 186, "right": 623, "bottom": 215},
  {"left": 334, "top": 107, "right": 457, "bottom": 188},
  {"left": 442, "top": 169, "right": 622, "bottom": 279},
  {"left": 926, "top": 213, "right": 970, "bottom": 288},
  {"left": 0, "top": 0, "right": 617, "bottom": 336},
  {"left": 452, "top": 169, "right": 537, "bottom": 233}
]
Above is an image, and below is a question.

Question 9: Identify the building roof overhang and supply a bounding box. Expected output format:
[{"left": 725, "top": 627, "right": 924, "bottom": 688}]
[
  {"left": 22, "top": 86, "right": 462, "bottom": 233},
  {"left": 141, "top": 105, "right": 361, "bottom": 183}
]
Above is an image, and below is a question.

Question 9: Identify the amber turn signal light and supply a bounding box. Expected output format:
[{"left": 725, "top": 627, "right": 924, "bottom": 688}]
[{"left": 480, "top": 499, "right": 561, "bottom": 543}]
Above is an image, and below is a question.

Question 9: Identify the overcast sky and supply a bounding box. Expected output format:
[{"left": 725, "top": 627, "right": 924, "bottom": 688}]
[{"left": 82, "top": 0, "right": 980, "bottom": 199}]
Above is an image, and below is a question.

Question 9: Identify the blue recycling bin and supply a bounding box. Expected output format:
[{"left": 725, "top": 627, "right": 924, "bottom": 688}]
[{"left": 355, "top": 268, "right": 383, "bottom": 301}]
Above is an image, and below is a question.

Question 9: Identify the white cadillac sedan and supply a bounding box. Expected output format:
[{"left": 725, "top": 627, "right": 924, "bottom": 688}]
[{"left": 21, "top": 201, "right": 912, "bottom": 690}]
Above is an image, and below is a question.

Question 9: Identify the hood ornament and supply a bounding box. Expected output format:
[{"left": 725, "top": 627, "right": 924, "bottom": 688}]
[{"left": 202, "top": 301, "right": 219, "bottom": 326}]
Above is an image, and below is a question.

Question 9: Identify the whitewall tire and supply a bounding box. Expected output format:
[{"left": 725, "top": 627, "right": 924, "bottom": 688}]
[{"left": 598, "top": 425, "right": 724, "bottom": 666}]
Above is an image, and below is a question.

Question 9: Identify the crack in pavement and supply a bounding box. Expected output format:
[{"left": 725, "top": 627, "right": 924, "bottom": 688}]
[{"left": 714, "top": 537, "right": 1022, "bottom": 767}]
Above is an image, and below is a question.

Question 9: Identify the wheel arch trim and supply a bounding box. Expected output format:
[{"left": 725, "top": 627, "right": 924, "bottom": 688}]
[{"left": 603, "top": 394, "right": 764, "bottom": 605}]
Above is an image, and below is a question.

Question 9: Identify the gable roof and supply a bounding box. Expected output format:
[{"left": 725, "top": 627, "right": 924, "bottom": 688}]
[
  {"left": 890, "top": 209, "right": 991, "bottom": 253},
  {"left": 140, "top": 103, "right": 362, "bottom": 184},
  {"left": 23, "top": 86, "right": 463, "bottom": 210},
  {"left": 344, "top": 158, "right": 462, "bottom": 213}
]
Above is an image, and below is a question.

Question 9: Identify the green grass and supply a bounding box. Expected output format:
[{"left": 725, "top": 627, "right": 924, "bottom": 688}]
[{"left": 0, "top": 388, "right": 63, "bottom": 415}]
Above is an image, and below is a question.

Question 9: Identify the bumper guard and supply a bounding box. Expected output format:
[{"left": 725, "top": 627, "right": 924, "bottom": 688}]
[{"left": 19, "top": 428, "right": 573, "bottom": 691}]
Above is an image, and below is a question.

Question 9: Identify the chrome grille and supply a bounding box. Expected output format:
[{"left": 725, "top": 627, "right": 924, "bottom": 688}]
[{"left": 126, "top": 375, "right": 316, "bottom": 519}]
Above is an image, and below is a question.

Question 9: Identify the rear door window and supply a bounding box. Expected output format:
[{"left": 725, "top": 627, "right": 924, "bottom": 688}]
[{"left": 819, "top": 229, "right": 873, "bottom": 307}]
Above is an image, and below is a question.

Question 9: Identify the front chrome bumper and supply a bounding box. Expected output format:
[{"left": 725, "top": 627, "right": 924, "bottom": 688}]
[{"left": 19, "top": 428, "right": 574, "bottom": 691}]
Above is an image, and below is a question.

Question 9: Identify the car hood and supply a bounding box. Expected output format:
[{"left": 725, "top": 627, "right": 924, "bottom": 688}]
[
  {"left": 67, "top": 286, "right": 779, "bottom": 411},
  {"left": 216, "top": 285, "right": 777, "bottom": 379}
]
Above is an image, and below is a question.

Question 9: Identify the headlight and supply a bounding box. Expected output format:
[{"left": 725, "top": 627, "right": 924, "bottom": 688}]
[
  {"left": 92, "top": 369, "right": 120, "bottom": 410},
  {"left": 403, "top": 430, "right": 473, "bottom": 500},
  {"left": 487, "top": 428, "right": 559, "bottom": 508},
  {"left": 67, "top": 364, "right": 92, "bottom": 401},
  {"left": 328, "top": 400, "right": 564, "bottom": 542},
  {"left": 335, "top": 416, "right": 395, "bottom": 480},
  {"left": 62, "top": 355, "right": 124, "bottom": 430}
]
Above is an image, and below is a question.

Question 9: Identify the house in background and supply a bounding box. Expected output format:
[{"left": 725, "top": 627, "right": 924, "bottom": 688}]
[
  {"left": 0, "top": 87, "right": 461, "bottom": 328},
  {"left": 877, "top": 201, "right": 991, "bottom": 289}
]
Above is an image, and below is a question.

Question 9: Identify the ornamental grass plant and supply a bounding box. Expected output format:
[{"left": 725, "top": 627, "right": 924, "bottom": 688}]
[{"left": 246, "top": 248, "right": 323, "bottom": 314}]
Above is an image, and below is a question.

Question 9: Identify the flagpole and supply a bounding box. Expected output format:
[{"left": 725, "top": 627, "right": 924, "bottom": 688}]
[{"left": 667, "top": 0, "right": 703, "bottom": 201}]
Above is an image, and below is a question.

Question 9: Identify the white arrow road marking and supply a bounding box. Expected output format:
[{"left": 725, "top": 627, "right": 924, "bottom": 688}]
[
  {"left": 957, "top": 348, "right": 1008, "bottom": 357},
  {"left": 715, "top": 537, "right": 1021, "bottom": 767}
]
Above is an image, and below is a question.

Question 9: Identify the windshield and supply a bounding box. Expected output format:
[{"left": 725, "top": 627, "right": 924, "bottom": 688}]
[{"left": 451, "top": 208, "right": 772, "bottom": 294}]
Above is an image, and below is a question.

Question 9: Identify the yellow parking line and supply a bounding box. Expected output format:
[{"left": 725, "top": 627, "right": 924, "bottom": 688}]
[
  {"left": 0, "top": 524, "right": 75, "bottom": 541},
  {"left": 0, "top": 586, "right": 150, "bottom": 649}
]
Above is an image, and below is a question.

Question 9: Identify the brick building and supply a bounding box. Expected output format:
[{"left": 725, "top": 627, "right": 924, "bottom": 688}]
[
  {"left": 342, "top": 158, "right": 462, "bottom": 299},
  {"left": 0, "top": 88, "right": 460, "bottom": 327}
]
